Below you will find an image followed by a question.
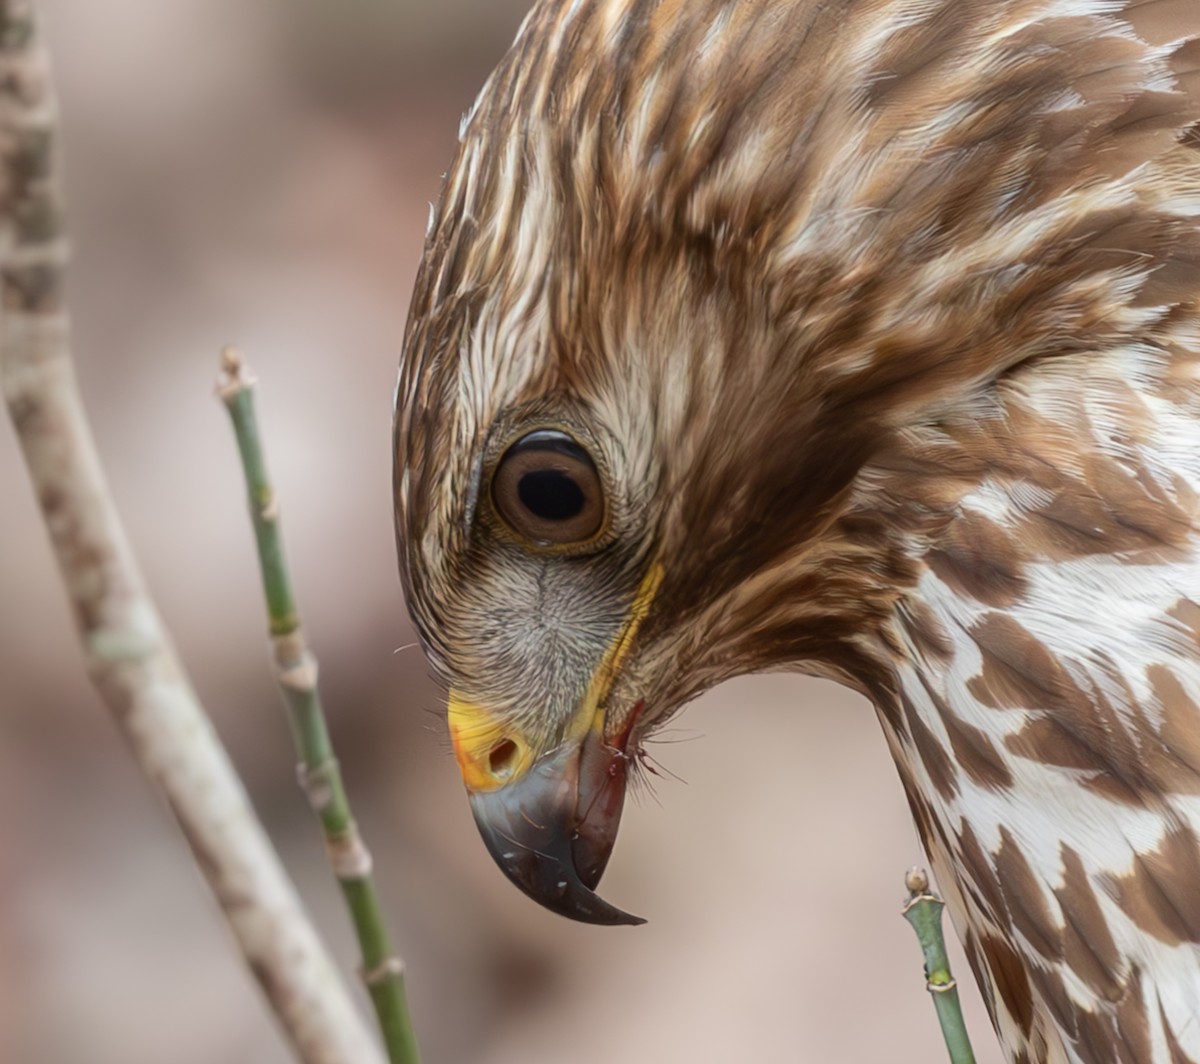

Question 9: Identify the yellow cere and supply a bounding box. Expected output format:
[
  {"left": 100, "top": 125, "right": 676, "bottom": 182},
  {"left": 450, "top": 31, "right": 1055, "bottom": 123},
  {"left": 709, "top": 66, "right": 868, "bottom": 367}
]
[
  {"left": 447, "top": 694, "right": 535, "bottom": 792},
  {"left": 446, "top": 562, "right": 665, "bottom": 793}
]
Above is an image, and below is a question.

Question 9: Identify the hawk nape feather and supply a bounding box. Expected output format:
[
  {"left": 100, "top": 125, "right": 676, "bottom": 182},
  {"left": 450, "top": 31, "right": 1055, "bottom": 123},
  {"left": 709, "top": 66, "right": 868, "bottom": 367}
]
[{"left": 393, "top": 2, "right": 1200, "bottom": 1061}]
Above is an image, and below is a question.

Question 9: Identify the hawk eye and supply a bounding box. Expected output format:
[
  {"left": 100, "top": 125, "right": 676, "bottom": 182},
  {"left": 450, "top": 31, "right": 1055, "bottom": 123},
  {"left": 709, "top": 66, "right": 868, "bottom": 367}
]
[{"left": 491, "top": 430, "right": 605, "bottom": 546}]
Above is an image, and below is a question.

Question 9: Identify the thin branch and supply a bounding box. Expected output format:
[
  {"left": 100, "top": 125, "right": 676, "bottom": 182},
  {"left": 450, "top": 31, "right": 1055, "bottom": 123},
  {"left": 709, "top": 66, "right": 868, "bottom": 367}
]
[
  {"left": 902, "top": 868, "right": 978, "bottom": 1064},
  {"left": 0, "top": 4, "right": 384, "bottom": 1061},
  {"left": 217, "top": 346, "right": 421, "bottom": 1064}
]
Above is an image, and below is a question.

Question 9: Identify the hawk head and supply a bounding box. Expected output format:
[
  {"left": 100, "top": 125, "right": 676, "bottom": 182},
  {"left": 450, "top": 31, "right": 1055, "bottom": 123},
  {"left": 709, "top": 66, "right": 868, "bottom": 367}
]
[{"left": 394, "top": 0, "right": 1200, "bottom": 932}]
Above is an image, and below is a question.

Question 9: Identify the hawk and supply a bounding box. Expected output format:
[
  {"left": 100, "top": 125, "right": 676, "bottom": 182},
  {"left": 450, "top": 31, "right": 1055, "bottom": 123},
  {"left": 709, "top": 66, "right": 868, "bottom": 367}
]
[{"left": 393, "top": 1, "right": 1200, "bottom": 1060}]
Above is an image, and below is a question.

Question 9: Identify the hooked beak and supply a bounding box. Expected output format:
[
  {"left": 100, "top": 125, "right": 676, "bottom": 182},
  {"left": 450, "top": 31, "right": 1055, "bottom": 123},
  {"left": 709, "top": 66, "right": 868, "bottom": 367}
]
[
  {"left": 464, "top": 706, "right": 644, "bottom": 926},
  {"left": 448, "top": 564, "right": 663, "bottom": 926}
]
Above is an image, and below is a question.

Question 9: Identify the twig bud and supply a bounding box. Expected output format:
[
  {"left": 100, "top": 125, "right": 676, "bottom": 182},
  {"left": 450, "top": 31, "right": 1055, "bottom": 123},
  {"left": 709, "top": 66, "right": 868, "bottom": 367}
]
[{"left": 905, "top": 866, "right": 930, "bottom": 895}]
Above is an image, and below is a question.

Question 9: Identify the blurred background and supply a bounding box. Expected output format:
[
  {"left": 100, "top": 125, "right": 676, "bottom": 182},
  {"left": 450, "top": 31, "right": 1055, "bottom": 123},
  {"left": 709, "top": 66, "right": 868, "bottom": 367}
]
[{"left": 0, "top": 2, "right": 1002, "bottom": 1061}]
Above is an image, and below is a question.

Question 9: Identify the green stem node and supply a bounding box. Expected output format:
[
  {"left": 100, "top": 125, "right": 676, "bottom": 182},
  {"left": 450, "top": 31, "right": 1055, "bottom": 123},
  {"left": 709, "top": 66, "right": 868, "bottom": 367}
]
[
  {"left": 218, "top": 346, "right": 421, "bottom": 1064},
  {"left": 902, "top": 868, "right": 978, "bottom": 1064}
]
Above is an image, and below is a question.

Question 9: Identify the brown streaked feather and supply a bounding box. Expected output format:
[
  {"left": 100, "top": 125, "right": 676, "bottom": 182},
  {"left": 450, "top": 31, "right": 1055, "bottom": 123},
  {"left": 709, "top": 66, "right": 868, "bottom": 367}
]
[{"left": 395, "top": 1, "right": 1200, "bottom": 1060}]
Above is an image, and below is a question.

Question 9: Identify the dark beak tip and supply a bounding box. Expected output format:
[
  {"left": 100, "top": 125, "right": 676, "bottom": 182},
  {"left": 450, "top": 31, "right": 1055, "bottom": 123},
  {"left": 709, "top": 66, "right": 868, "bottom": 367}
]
[
  {"left": 547, "top": 891, "right": 647, "bottom": 928},
  {"left": 481, "top": 833, "right": 646, "bottom": 926},
  {"left": 468, "top": 768, "right": 644, "bottom": 927}
]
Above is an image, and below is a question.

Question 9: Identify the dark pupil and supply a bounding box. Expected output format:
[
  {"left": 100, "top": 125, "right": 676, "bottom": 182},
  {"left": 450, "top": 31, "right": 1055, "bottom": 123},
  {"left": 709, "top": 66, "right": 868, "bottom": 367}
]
[{"left": 517, "top": 469, "right": 585, "bottom": 522}]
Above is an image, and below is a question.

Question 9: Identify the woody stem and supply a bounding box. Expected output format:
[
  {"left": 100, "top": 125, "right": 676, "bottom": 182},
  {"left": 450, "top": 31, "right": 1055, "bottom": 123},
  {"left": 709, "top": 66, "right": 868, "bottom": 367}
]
[{"left": 0, "top": 4, "right": 384, "bottom": 1061}]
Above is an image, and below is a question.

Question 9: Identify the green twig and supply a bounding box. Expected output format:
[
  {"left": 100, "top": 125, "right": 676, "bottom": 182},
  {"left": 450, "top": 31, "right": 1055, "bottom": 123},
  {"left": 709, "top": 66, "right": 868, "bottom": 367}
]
[
  {"left": 902, "top": 868, "right": 977, "bottom": 1064},
  {"left": 217, "top": 346, "right": 421, "bottom": 1064}
]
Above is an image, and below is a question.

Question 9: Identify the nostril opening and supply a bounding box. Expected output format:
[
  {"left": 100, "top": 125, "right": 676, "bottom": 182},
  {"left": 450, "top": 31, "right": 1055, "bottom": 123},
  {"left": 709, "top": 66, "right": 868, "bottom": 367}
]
[{"left": 488, "top": 738, "right": 519, "bottom": 780}]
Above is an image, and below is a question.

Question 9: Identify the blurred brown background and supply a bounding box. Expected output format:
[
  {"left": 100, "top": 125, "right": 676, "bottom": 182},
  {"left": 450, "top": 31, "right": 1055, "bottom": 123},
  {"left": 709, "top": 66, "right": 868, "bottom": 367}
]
[{"left": 0, "top": 2, "right": 1003, "bottom": 1061}]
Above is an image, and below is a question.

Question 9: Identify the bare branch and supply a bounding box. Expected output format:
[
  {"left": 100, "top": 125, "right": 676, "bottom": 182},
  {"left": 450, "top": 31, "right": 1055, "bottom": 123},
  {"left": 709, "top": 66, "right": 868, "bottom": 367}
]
[{"left": 0, "top": 4, "right": 384, "bottom": 1061}]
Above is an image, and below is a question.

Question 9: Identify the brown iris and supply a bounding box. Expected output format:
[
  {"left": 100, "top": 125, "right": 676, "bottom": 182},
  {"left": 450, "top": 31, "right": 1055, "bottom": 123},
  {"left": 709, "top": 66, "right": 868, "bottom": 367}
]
[{"left": 491, "top": 429, "right": 605, "bottom": 545}]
